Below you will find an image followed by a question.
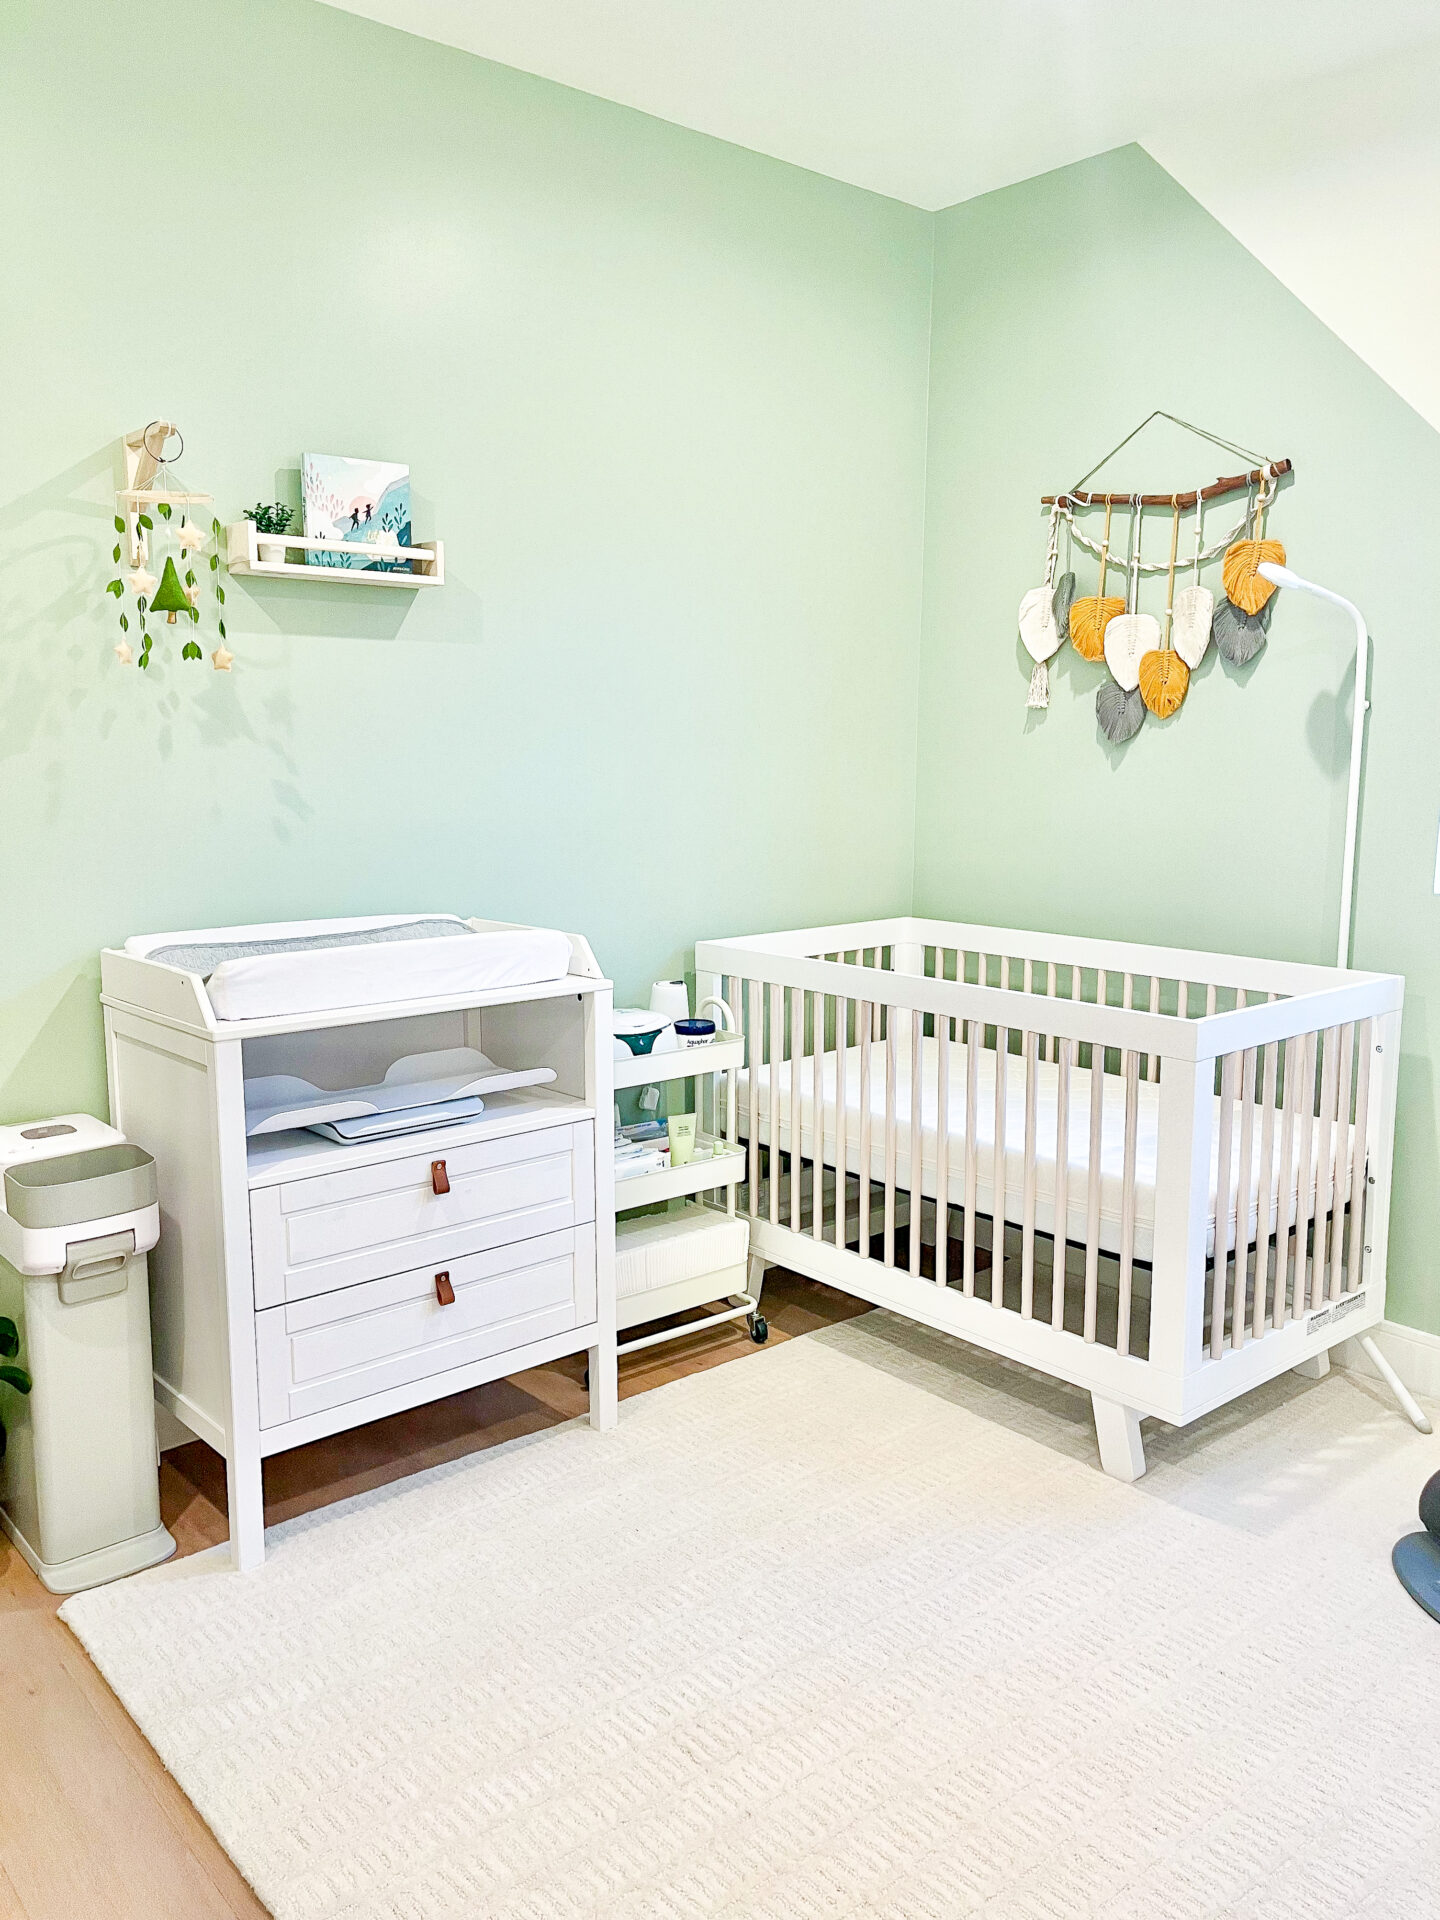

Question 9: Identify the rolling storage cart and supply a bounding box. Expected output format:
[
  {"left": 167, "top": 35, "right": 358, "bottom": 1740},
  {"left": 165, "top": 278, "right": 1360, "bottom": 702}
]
[{"left": 613, "top": 1024, "right": 766, "bottom": 1355}]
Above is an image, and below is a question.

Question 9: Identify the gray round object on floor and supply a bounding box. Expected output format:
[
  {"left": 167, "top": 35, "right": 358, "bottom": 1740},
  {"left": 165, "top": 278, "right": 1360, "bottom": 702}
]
[
  {"left": 1096, "top": 679, "right": 1144, "bottom": 743},
  {"left": 1393, "top": 1531, "right": 1440, "bottom": 1623},
  {"left": 1213, "top": 593, "right": 1272, "bottom": 665}
]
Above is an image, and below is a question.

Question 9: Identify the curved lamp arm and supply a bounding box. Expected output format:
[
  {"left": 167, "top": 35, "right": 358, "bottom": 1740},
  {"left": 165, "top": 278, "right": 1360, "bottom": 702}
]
[{"left": 1256, "top": 560, "right": 1370, "bottom": 970}]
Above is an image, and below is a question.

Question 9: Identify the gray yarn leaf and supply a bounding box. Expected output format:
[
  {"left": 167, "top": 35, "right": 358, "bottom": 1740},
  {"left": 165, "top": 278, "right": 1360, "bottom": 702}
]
[
  {"left": 1212, "top": 594, "right": 1271, "bottom": 666},
  {"left": 1050, "top": 569, "right": 1077, "bottom": 640},
  {"left": 1096, "top": 679, "right": 1145, "bottom": 743}
]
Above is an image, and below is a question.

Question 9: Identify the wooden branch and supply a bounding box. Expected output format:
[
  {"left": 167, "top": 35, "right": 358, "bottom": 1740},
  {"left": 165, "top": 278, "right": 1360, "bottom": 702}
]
[{"left": 1043, "top": 460, "right": 1291, "bottom": 509}]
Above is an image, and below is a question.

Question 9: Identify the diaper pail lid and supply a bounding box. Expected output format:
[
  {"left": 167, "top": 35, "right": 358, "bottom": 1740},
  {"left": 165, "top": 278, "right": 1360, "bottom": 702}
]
[{"left": 4, "top": 1144, "right": 157, "bottom": 1230}]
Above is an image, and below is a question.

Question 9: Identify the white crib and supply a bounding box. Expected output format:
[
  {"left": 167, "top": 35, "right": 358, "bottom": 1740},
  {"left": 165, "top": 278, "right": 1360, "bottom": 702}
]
[{"left": 694, "top": 919, "right": 1404, "bottom": 1479}]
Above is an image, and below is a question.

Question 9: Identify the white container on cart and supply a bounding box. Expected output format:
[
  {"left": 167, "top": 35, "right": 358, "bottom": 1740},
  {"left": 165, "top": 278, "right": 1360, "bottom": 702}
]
[{"left": 0, "top": 1116, "right": 175, "bottom": 1593}]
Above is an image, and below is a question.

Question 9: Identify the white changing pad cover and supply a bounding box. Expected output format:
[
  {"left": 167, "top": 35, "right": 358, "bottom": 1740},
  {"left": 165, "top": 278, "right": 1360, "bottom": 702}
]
[
  {"left": 616, "top": 1207, "right": 750, "bottom": 1300},
  {"left": 126, "top": 915, "right": 574, "bottom": 1021}
]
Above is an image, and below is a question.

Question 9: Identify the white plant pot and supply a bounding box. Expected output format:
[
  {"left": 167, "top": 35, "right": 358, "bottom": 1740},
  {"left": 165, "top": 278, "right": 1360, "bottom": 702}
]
[{"left": 258, "top": 538, "right": 289, "bottom": 568}]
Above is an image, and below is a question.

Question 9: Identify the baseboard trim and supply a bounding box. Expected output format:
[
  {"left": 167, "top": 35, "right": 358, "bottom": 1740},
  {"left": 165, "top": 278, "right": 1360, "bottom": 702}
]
[{"left": 1334, "top": 1320, "right": 1440, "bottom": 1400}]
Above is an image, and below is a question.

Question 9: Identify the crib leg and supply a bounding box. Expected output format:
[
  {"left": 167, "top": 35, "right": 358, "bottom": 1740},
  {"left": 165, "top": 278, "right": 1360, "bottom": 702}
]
[
  {"left": 1357, "top": 1334, "right": 1434, "bottom": 1434},
  {"left": 1292, "top": 1350, "right": 1330, "bottom": 1380},
  {"left": 1091, "top": 1394, "right": 1146, "bottom": 1482}
]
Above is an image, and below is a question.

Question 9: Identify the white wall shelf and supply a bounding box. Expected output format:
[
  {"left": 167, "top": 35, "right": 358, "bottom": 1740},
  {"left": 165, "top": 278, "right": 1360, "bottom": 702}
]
[
  {"left": 225, "top": 521, "right": 444, "bottom": 587},
  {"left": 614, "top": 1143, "right": 746, "bottom": 1211},
  {"left": 612, "top": 1036, "right": 745, "bottom": 1090}
]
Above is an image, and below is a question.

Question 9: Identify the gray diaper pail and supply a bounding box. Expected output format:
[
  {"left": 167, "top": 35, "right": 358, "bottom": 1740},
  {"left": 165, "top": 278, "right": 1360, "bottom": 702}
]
[{"left": 0, "top": 1117, "right": 176, "bottom": 1593}]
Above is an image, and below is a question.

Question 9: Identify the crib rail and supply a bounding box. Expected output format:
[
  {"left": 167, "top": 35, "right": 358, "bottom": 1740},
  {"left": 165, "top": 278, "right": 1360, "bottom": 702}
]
[{"left": 697, "top": 919, "right": 1402, "bottom": 1423}]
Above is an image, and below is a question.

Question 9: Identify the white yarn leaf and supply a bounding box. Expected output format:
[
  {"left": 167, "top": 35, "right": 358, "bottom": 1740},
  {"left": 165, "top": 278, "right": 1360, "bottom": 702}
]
[
  {"left": 1102, "top": 611, "right": 1159, "bottom": 693},
  {"left": 1172, "top": 584, "right": 1214, "bottom": 669},
  {"left": 1018, "top": 585, "right": 1062, "bottom": 663}
]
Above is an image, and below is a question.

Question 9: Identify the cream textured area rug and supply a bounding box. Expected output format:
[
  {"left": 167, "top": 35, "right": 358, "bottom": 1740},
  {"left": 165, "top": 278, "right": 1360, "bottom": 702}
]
[{"left": 63, "top": 1317, "right": 1440, "bottom": 1920}]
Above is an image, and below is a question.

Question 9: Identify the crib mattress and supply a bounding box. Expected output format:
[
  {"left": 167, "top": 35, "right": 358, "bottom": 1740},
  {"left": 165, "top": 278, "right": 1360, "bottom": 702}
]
[
  {"left": 615, "top": 1206, "right": 750, "bottom": 1300},
  {"left": 126, "top": 915, "right": 574, "bottom": 1022},
  {"left": 739, "top": 1038, "right": 1355, "bottom": 1262}
]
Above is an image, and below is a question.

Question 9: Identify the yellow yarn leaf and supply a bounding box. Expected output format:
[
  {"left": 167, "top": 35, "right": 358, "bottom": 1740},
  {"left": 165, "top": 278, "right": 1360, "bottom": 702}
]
[
  {"left": 1069, "top": 594, "right": 1125, "bottom": 662},
  {"left": 1222, "top": 538, "right": 1285, "bottom": 616},
  {"left": 1138, "top": 649, "right": 1190, "bottom": 718}
]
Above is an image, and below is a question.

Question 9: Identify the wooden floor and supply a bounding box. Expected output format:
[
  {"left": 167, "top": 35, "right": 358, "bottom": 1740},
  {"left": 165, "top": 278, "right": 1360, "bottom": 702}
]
[{"left": 0, "top": 1269, "right": 869, "bottom": 1920}]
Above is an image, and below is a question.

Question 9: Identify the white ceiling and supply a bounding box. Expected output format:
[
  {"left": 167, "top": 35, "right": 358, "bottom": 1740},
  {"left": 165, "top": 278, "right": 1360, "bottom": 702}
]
[{"left": 318, "top": 0, "right": 1440, "bottom": 210}]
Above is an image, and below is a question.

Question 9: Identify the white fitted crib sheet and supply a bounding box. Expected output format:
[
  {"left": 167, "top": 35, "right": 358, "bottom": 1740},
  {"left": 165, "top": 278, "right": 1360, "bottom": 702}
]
[
  {"left": 739, "top": 1037, "right": 1355, "bottom": 1262},
  {"left": 126, "top": 915, "right": 574, "bottom": 1021}
]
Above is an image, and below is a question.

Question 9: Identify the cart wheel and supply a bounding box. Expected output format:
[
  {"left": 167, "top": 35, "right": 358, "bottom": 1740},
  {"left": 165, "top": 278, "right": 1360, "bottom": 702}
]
[{"left": 748, "top": 1314, "right": 769, "bottom": 1344}]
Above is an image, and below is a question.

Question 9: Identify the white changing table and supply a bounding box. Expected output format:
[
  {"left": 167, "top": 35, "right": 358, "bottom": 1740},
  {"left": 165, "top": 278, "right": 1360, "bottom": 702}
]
[{"left": 101, "top": 917, "right": 616, "bottom": 1571}]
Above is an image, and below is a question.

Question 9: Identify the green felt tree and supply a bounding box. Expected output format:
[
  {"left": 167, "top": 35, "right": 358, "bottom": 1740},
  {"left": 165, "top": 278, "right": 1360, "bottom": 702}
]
[{"left": 149, "top": 554, "right": 191, "bottom": 624}]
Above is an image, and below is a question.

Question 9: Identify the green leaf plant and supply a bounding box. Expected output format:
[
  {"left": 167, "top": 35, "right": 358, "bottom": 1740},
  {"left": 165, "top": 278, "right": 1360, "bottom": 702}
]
[{"left": 0, "top": 1314, "right": 32, "bottom": 1462}]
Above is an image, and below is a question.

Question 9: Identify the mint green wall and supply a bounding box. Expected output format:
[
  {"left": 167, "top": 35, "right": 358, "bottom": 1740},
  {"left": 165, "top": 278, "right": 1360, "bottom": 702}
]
[
  {"left": 0, "top": 0, "right": 932, "bottom": 1117},
  {"left": 915, "top": 146, "right": 1440, "bottom": 1333}
]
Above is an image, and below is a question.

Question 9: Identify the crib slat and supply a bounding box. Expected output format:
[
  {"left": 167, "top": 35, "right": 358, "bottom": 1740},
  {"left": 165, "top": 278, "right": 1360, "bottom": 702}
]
[
  {"left": 1046, "top": 960, "right": 1058, "bottom": 1065},
  {"left": 963, "top": 1016, "right": 979, "bottom": 1295},
  {"left": 1275, "top": 1038, "right": 1300, "bottom": 1324},
  {"left": 1328, "top": 1023, "right": 1354, "bottom": 1300},
  {"left": 935, "top": 1016, "right": 951, "bottom": 1288},
  {"left": 809, "top": 993, "right": 826, "bottom": 1241},
  {"left": 1021, "top": 1029, "right": 1038, "bottom": 1319},
  {"left": 1052, "top": 1037, "right": 1071, "bottom": 1331},
  {"left": 1211, "top": 1052, "right": 1237, "bottom": 1359},
  {"left": 1320, "top": 1029, "right": 1344, "bottom": 1313},
  {"left": 1178, "top": 979, "right": 1189, "bottom": 1020},
  {"left": 1117, "top": 1049, "right": 1140, "bottom": 1357},
  {"left": 910, "top": 1008, "right": 924, "bottom": 1278},
  {"left": 1253, "top": 1043, "right": 1279, "bottom": 1338},
  {"left": 883, "top": 1012, "right": 898, "bottom": 1267},
  {"left": 747, "top": 979, "right": 761, "bottom": 1221},
  {"left": 789, "top": 988, "right": 803, "bottom": 1233},
  {"left": 1083, "top": 1057, "right": 1103, "bottom": 1343},
  {"left": 767, "top": 983, "right": 782, "bottom": 1228},
  {"left": 1230, "top": 1047, "right": 1257, "bottom": 1351},
  {"left": 858, "top": 1000, "right": 873, "bottom": 1257},
  {"left": 1206, "top": 983, "right": 1218, "bottom": 1017},
  {"left": 1146, "top": 974, "right": 1160, "bottom": 1080},
  {"left": 726, "top": 977, "right": 742, "bottom": 1217},
  {"left": 1293, "top": 1031, "right": 1318, "bottom": 1313},
  {"left": 1346, "top": 1020, "right": 1373, "bottom": 1293},
  {"left": 992, "top": 1025, "right": 1009, "bottom": 1305},
  {"left": 834, "top": 995, "right": 849, "bottom": 1250}
]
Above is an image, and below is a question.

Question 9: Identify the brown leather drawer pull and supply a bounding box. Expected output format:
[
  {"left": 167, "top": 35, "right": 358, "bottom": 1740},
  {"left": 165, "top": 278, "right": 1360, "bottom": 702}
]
[
  {"left": 430, "top": 1159, "right": 450, "bottom": 1196},
  {"left": 434, "top": 1270, "right": 455, "bottom": 1306}
]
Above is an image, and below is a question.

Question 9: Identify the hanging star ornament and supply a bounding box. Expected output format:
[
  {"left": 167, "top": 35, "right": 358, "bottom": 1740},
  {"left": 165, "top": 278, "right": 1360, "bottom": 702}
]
[
  {"left": 114, "top": 638, "right": 134, "bottom": 666},
  {"left": 174, "top": 517, "right": 206, "bottom": 551},
  {"left": 210, "top": 643, "right": 234, "bottom": 672}
]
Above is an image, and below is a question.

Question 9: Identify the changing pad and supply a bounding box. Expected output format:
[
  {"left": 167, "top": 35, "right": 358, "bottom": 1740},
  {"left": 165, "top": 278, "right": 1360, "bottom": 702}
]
[{"left": 126, "top": 915, "right": 574, "bottom": 1021}]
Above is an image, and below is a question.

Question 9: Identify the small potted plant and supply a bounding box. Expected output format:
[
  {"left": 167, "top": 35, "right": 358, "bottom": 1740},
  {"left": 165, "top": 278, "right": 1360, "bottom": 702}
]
[
  {"left": 0, "top": 1315, "right": 32, "bottom": 1460},
  {"left": 244, "top": 502, "right": 295, "bottom": 568}
]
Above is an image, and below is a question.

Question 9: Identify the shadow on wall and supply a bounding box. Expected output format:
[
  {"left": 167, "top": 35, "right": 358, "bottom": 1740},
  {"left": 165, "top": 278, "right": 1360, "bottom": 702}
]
[
  {"left": 0, "top": 439, "right": 315, "bottom": 844},
  {"left": 0, "top": 963, "right": 107, "bottom": 1122}
]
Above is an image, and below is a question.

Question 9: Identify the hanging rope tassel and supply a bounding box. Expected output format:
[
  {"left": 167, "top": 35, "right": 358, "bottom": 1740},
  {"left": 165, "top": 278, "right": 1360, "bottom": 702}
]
[{"left": 1027, "top": 659, "right": 1050, "bottom": 709}]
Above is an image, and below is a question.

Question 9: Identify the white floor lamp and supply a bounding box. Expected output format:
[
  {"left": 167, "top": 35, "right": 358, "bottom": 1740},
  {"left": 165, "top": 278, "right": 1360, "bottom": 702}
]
[{"left": 1257, "top": 559, "right": 1431, "bottom": 1435}]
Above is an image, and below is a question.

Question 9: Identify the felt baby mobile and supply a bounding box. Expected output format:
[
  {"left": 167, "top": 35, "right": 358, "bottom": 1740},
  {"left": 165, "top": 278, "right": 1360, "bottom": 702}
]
[
  {"left": 1028, "top": 411, "right": 1292, "bottom": 748},
  {"left": 106, "top": 420, "right": 232, "bottom": 671}
]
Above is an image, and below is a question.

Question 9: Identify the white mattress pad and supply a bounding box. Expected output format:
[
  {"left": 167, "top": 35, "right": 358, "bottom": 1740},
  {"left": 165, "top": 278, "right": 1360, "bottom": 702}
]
[{"left": 740, "top": 1037, "right": 1355, "bottom": 1261}]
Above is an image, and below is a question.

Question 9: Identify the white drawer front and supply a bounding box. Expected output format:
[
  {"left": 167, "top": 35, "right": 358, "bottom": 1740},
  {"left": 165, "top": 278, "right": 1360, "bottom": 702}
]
[
  {"left": 256, "top": 1224, "right": 596, "bottom": 1428},
  {"left": 251, "top": 1122, "right": 594, "bottom": 1308}
]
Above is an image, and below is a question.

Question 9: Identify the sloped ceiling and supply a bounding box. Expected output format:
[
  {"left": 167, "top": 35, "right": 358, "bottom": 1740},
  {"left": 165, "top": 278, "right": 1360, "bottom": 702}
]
[{"left": 318, "top": 0, "right": 1440, "bottom": 427}]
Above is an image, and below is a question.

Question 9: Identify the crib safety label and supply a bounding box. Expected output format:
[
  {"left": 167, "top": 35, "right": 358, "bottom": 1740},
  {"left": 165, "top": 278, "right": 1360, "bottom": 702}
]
[{"left": 1306, "top": 1291, "right": 1367, "bottom": 1336}]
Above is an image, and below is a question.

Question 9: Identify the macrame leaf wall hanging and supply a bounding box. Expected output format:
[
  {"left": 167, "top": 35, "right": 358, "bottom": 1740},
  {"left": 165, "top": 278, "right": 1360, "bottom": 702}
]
[{"left": 1021, "top": 411, "right": 1291, "bottom": 748}]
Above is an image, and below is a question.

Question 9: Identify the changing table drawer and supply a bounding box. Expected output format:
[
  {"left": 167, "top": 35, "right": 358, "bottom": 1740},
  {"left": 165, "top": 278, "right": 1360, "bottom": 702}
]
[
  {"left": 256, "top": 1224, "right": 596, "bottom": 1428},
  {"left": 250, "top": 1122, "right": 594, "bottom": 1309}
]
